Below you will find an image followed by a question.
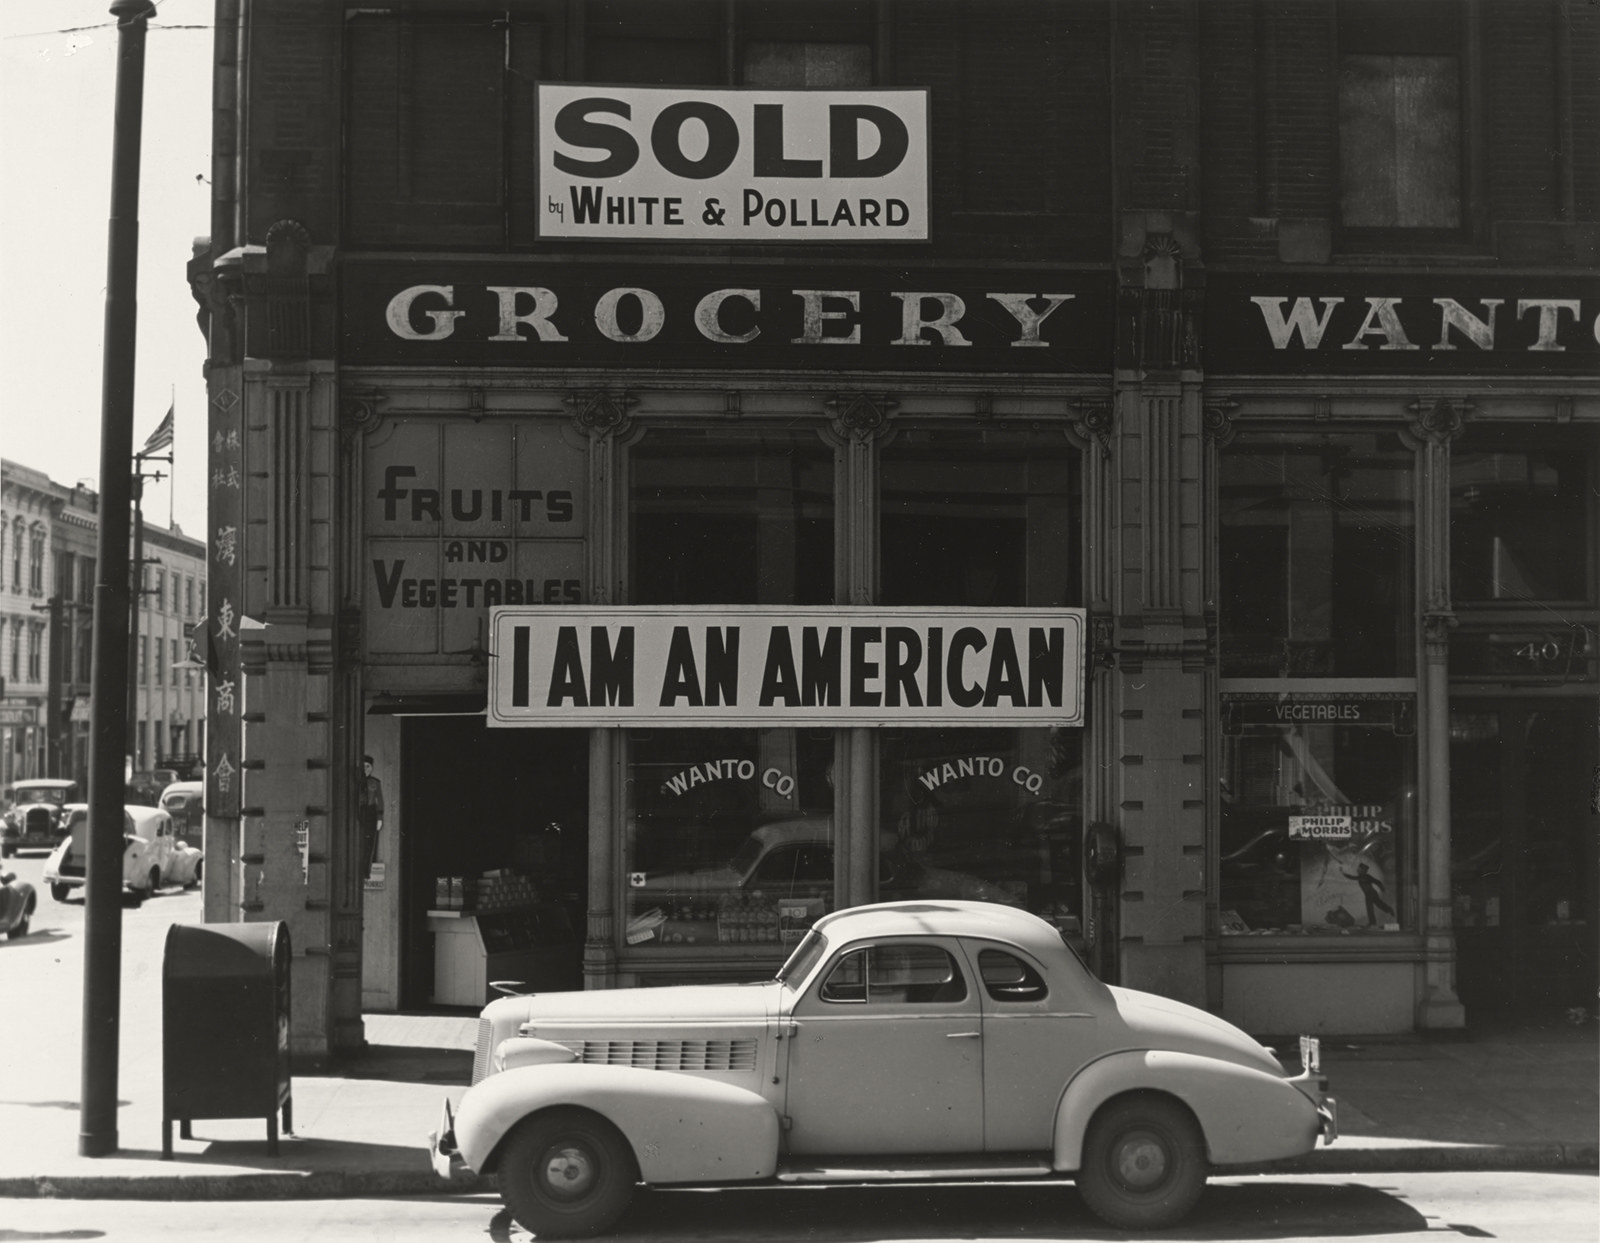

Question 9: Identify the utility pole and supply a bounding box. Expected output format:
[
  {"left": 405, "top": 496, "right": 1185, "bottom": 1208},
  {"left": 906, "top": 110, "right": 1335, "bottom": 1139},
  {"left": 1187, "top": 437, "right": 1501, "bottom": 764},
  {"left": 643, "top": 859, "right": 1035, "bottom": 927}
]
[
  {"left": 82, "top": 0, "right": 155, "bottom": 1159},
  {"left": 126, "top": 456, "right": 167, "bottom": 777}
]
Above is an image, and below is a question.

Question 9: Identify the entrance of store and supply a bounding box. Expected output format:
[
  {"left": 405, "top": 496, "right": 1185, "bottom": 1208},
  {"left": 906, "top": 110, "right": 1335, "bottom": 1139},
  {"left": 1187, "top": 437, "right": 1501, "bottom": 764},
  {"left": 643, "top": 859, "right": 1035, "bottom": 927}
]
[
  {"left": 1449, "top": 699, "right": 1598, "bottom": 1020},
  {"left": 399, "top": 719, "right": 588, "bottom": 1009}
]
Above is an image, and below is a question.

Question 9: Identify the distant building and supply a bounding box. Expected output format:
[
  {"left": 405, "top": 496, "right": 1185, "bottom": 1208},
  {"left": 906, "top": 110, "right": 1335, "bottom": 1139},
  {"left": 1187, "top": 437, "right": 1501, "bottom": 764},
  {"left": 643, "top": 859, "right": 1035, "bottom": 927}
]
[{"left": 0, "top": 460, "right": 206, "bottom": 792}]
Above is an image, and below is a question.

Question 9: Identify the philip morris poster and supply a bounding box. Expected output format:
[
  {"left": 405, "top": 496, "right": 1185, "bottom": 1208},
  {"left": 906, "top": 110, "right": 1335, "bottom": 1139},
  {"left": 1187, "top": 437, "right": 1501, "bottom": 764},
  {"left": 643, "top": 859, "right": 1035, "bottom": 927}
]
[
  {"left": 537, "top": 85, "right": 929, "bottom": 241},
  {"left": 488, "top": 606, "right": 1086, "bottom": 727}
]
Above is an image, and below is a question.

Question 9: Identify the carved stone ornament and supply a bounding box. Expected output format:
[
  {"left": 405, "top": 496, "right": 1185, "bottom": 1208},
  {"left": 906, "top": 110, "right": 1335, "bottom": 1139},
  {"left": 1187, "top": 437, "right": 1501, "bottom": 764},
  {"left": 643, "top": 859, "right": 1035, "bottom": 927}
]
[
  {"left": 340, "top": 387, "right": 387, "bottom": 438},
  {"left": 564, "top": 390, "right": 638, "bottom": 438},
  {"left": 1068, "top": 396, "right": 1114, "bottom": 458},
  {"left": 1202, "top": 397, "right": 1238, "bottom": 446},
  {"left": 824, "top": 392, "right": 898, "bottom": 439},
  {"left": 1408, "top": 396, "right": 1471, "bottom": 445},
  {"left": 1423, "top": 611, "right": 1457, "bottom": 652}
]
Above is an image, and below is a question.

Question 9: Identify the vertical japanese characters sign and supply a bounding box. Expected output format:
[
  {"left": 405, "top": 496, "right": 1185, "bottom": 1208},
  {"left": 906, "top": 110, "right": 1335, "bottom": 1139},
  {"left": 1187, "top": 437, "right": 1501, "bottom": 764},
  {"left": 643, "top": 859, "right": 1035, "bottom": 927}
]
[
  {"left": 206, "top": 385, "right": 243, "bottom": 817},
  {"left": 537, "top": 85, "right": 930, "bottom": 242},
  {"left": 363, "top": 418, "right": 588, "bottom": 659}
]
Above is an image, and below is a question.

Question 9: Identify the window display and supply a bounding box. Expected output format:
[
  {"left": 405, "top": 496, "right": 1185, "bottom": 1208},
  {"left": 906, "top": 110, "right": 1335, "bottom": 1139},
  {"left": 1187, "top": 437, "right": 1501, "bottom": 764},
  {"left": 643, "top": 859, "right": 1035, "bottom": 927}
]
[
  {"left": 624, "top": 728, "right": 835, "bottom": 949},
  {"left": 878, "top": 726, "right": 1082, "bottom": 933},
  {"left": 1219, "top": 702, "right": 1415, "bottom": 937},
  {"left": 1219, "top": 432, "right": 1415, "bottom": 678}
]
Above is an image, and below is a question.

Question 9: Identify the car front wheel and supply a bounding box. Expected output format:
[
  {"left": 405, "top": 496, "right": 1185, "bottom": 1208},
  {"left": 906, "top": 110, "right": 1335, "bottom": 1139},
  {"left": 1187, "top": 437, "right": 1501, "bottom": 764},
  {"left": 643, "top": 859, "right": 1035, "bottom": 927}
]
[
  {"left": 1077, "top": 1093, "right": 1208, "bottom": 1230},
  {"left": 499, "top": 1108, "right": 639, "bottom": 1239},
  {"left": 50, "top": 883, "right": 71, "bottom": 903}
]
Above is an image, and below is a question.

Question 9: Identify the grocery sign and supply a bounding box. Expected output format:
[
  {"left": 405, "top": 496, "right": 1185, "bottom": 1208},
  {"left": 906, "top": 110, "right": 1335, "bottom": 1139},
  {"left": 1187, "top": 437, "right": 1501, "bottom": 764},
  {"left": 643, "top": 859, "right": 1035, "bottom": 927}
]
[
  {"left": 488, "top": 606, "right": 1085, "bottom": 727},
  {"left": 537, "top": 85, "right": 929, "bottom": 242}
]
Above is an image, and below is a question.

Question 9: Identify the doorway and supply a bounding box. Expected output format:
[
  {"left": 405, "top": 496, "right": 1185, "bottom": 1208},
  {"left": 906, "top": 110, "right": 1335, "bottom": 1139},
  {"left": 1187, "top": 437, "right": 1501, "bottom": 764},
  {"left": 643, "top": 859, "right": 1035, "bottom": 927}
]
[
  {"left": 399, "top": 719, "right": 588, "bottom": 1008},
  {"left": 1449, "top": 699, "right": 1598, "bottom": 1019}
]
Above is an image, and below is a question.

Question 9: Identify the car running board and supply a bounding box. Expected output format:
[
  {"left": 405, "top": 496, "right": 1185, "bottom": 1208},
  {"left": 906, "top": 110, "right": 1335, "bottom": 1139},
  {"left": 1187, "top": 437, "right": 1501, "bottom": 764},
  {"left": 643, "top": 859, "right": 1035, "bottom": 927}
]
[{"left": 775, "top": 1155, "right": 1056, "bottom": 1184}]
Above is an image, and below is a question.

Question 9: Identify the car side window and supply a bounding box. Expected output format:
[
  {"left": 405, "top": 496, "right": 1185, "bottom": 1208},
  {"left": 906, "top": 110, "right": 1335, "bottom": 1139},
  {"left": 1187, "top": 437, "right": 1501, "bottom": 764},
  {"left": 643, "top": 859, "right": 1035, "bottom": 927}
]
[
  {"left": 978, "top": 949, "right": 1049, "bottom": 1003},
  {"left": 818, "top": 944, "right": 968, "bottom": 1005}
]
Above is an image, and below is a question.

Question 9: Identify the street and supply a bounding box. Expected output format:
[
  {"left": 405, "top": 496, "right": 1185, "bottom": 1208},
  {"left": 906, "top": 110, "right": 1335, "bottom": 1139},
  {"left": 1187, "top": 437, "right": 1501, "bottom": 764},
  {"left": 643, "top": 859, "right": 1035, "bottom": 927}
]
[{"left": 1, "top": 1172, "right": 1596, "bottom": 1242}]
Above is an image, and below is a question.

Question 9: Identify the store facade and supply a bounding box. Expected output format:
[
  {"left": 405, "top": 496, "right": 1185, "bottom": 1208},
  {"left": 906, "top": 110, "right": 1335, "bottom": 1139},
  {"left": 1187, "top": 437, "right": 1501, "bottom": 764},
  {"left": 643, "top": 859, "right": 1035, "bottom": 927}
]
[{"left": 196, "top": 1, "right": 1597, "bottom": 1063}]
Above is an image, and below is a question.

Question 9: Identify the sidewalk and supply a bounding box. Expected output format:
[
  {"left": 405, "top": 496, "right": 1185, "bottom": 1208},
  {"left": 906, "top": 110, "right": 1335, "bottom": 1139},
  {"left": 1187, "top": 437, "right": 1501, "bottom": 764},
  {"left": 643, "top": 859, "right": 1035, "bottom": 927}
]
[{"left": 0, "top": 1011, "right": 1592, "bottom": 1201}]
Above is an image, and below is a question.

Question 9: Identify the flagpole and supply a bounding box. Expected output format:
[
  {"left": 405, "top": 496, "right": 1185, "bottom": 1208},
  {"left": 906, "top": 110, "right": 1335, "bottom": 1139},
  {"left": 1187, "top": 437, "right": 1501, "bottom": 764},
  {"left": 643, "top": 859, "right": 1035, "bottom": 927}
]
[{"left": 168, "top": 385, "right": 175, "bottom": 529}]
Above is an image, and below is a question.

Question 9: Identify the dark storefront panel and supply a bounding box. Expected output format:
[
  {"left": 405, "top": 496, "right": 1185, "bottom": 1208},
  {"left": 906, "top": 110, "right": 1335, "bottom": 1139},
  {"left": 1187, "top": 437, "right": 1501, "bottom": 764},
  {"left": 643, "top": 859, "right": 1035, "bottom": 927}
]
[
  {"left": 400, "top": 720, "right": 588, "bottom": 1008},
  {"left": 1450, "top": 702, "right": 1599, "bottom": 1016}
]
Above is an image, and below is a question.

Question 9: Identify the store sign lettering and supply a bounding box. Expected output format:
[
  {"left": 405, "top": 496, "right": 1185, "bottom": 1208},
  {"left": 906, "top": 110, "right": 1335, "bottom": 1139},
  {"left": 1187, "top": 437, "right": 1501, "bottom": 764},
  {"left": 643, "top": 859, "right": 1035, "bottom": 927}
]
[
  {"left": 917, "top": 756, "right": 1048, "bottom": 796},
  {"left": 1250, "top": 296, "right": 1594, "bottom": 353},
  {"left": 384, "top": 283, "right": 1073, "bottom": 349},
  {"left": 1207, "top": 275, "right": 1600, "bottom": 374},
  {"left": 488, "top": 607, "right": 1086, "bottom": 728},
  {"left": 660, "top": 759, "right": 797, "bottom": 799},
  {"left": 538, "top": 85, "right": 929, "bottom": 242}
]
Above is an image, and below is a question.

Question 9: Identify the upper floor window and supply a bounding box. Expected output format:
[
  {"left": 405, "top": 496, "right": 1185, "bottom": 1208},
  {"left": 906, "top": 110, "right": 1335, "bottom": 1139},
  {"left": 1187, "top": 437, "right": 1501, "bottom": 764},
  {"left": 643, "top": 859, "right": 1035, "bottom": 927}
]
[
  {"left": 1337, "top": 0, "right": 1464, "bottom": 238},
  {"left": 57, "top": 553, "right": 76, "bottom": 603},
  {"left": 27, "top": 524, "right": 44, "bottom": 594},
  {"left": 27, "top": 623, "right": 42, "bottom": 682},
  {"left": 12, "top": 517, "right": 25, "bottom": 590},
  {"left": 1220, "top": 431, "right": 1416, "bottom": 679}
]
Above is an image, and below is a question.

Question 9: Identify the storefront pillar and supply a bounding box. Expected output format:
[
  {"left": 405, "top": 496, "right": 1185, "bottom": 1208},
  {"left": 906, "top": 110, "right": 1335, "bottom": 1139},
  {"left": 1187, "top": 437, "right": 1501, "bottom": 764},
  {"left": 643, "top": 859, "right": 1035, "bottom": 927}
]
[
  {"left": 583, "top": 727, "right": 618, "bottom": 987},
  {"left": 1107, "top": 374, "right": 1209, "bottom": 1009},
  {"left": 1412, "top": 405, "right": 1466, "bottom": 1029}
]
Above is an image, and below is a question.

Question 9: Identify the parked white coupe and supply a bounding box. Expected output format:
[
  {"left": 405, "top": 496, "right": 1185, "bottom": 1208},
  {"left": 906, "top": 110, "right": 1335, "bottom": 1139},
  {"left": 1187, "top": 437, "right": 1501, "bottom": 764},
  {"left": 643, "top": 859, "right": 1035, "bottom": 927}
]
[
  {"left": 43, "top": 804, "right": 202, "bottom": 903},
  {"left": 432, "top": 900, "right": 1334, "bottom": 1237}
]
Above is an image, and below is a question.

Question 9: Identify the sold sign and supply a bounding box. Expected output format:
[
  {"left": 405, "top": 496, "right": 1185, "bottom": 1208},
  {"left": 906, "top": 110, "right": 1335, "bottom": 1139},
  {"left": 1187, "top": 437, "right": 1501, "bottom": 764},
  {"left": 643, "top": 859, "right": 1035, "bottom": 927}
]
[{"left": 537, "top": 85, "right": 929, "bottom": 242}]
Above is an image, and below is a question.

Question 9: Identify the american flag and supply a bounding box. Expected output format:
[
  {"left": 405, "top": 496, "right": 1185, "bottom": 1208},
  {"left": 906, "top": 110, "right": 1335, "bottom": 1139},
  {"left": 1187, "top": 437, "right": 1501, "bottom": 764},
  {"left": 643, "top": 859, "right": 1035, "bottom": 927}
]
[{"left": 140, "top": 404, "right": 174, "bottom": 456}]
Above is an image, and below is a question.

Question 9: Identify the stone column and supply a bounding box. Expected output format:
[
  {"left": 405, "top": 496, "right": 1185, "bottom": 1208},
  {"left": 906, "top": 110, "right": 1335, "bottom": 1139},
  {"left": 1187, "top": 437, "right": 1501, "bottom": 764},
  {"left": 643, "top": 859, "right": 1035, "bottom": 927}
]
[{"left": 1410, "top": 398, "right": 1467, "bottom": 1030}]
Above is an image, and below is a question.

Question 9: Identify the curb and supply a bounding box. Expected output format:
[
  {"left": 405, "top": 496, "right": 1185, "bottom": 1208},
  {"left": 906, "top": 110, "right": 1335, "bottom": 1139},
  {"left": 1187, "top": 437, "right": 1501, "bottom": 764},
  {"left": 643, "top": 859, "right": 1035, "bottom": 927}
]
[{"left": 1, "top": 1144, "right": 1592, "bottom": 1201}]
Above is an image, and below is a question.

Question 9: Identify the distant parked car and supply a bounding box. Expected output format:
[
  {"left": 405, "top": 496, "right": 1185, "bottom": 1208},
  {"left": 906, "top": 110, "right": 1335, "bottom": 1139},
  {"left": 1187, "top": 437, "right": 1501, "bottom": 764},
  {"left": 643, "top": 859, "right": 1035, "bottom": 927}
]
[
  {"left": 44, "top": 805, "right": 202, "bottom": 904},
  {"left": 435, "top": 900, "right": 1335, "bottom": 1237},
  {"left": 158, "top": 781, "right": 205, "bottom": 846},
  {"left": 0, "top": 868, "right": 37, "bottom": 938},
  {"left": 1, "top": 779, "right": 81, "bottom": 857}
]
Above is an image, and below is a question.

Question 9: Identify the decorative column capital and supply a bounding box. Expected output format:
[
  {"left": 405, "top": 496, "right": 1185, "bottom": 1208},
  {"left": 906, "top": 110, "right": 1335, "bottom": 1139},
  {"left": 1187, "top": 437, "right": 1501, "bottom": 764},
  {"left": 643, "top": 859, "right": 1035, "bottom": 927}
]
[
  {"left": 564, "top": 389, "right": 638, "bottom": 439},
  {"left": 1202, "top": 396, "right": 1239, "bottom": 447},
  {"left": 1067, "top": 396, "right": 1114, "bottom": 458},
  {"left": 1407, "top": 395, "right": 1472, "bottom": 446},
  {"left": 825, "top": 392, "right": 897, "bottom": 441},
  {"left": 340, "top": 386, "right": 387, "bottom": 439}
]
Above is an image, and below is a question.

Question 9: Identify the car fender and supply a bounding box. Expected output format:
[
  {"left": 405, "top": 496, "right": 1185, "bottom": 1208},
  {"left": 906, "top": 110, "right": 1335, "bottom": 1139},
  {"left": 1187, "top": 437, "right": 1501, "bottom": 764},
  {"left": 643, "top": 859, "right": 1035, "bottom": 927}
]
[
  {"left": 455, "top": 1062, "right": 780, "bottom": 1186},
  {"left": 1053, "top": 1049, "right": 1321, "bottom": 1169}
]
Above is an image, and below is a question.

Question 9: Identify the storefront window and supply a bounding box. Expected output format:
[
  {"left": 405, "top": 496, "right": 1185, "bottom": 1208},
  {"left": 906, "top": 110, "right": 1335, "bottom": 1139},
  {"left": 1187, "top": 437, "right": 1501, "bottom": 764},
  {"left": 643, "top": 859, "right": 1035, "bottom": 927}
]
[
  {"left": 631, "top": 431, "right": 834, "bottom": 606},
  {"left": 623, "top": 728, "right": 835, "bottom": 949},
  {"left": 1220, "top": 432, "right": 1415, "bottom": 678},
  {"left": 879, "top": 726, "right": 1082, "bottom": 933},
  {"left": 1219, "top": 701, "right": 1415, "bottom": 937},
  {"left": 880, "top": 428, "right": 1080, "bottom": 608},
  {"left": 1451, "top": 426, "right": 1594, "bottom": 605}
]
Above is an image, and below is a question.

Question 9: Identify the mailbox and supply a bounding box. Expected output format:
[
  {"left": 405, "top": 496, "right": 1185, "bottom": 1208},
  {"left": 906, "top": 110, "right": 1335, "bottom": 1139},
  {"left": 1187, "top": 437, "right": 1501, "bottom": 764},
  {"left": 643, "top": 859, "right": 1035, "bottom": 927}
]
[{"left": 162, "top": 920, "right": 292, "bottom": 1157}]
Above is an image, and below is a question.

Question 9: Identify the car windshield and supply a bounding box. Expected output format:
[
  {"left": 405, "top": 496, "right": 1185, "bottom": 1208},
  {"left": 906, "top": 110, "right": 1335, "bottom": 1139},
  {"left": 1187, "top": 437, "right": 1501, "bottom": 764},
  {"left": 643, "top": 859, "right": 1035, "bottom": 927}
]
[
  {"left": 775, "top": 928, "right": 828, "bottom": 987},
  {"left": 15, "top": 787, "right": 68, "bottom": 805}
]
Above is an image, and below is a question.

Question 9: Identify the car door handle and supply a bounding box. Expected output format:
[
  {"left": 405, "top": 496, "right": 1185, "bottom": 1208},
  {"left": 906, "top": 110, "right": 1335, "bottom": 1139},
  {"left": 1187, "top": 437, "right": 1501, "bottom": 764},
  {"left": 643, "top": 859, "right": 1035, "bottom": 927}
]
[{"left": 946, "top": 1030, "right": 981, "bottom": 1039}]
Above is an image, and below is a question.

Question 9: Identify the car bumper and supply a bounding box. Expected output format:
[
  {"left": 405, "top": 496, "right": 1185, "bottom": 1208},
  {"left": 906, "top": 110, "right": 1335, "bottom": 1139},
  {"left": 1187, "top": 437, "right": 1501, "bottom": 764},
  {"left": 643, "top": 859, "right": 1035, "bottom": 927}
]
[{"left": 427, "top": 1097, "right": 465, "bottom": 1180}]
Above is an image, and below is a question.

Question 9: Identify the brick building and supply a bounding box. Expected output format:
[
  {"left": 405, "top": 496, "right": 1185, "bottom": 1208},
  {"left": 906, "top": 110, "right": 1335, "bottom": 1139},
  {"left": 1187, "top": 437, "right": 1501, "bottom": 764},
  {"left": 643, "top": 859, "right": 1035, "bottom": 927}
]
[{"left": 192, "top": 0, "right": 1598, "bottom": 1063}]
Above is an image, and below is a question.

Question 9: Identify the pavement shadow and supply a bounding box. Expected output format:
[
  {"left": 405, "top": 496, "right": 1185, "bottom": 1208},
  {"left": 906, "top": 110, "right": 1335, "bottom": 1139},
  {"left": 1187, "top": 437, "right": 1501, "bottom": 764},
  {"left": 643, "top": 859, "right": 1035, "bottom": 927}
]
[
  {"left": 545, "top": 1179, "right": 1439, "bottom": 1242},
  {"left": 0, "top": 929, "right": 72, "bottom": 948},
  {"left": 329, "top": 1046, "right": 473, "bottom": 1086},
  {"left": 113, "top": 1134, "right": 426, "bottom": 1174}
]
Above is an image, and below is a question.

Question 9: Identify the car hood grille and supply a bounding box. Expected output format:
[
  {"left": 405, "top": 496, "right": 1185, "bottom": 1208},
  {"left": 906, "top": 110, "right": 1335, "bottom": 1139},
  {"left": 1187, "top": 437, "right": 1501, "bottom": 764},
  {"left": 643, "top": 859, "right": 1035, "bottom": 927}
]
[{"left": 560, "top": 1038, "right": 760, "bottom": 1072}]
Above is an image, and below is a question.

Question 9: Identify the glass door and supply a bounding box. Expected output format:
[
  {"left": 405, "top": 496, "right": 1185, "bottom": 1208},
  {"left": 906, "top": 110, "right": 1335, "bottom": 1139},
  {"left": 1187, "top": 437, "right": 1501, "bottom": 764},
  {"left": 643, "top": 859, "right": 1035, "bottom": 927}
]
[{"left": 1450, "top": 701, "right": 1599, "bottom": 1018}]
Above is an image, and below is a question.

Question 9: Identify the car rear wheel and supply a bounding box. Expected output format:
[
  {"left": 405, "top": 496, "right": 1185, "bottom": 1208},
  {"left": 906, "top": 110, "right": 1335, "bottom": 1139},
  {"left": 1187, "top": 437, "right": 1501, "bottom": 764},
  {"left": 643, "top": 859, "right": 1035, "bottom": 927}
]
[
  {"left": 499, "top": 1107, "right": 639, "bottom": 1239},
  {"left": 8, "top": 899, "right": 31, "bottom": 938},
  {"left": 148, "top": 867, "right": 161, "bottom": 893},
  {"left": 1077, "top": 1093, "right": 1208, "bottom": 1229},
  {"left": 185, "top": 859, "right": 203, "bottom": 889},
  {"left": 50, "top": 883, "right": 71, "bottom": 903}
]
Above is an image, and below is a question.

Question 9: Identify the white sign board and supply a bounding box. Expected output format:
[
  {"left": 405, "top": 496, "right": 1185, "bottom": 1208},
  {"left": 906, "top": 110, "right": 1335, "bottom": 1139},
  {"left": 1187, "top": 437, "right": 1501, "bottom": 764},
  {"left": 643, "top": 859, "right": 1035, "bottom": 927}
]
[
  {"left": 537, "top": 85, "right": 929, "bottom": 242},
  {"left": 489, "top": 607, "right": 1084, "bottom": 727},
  {"left": 1288, "top": 814, "right": 1354, "bottom": 840}
]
